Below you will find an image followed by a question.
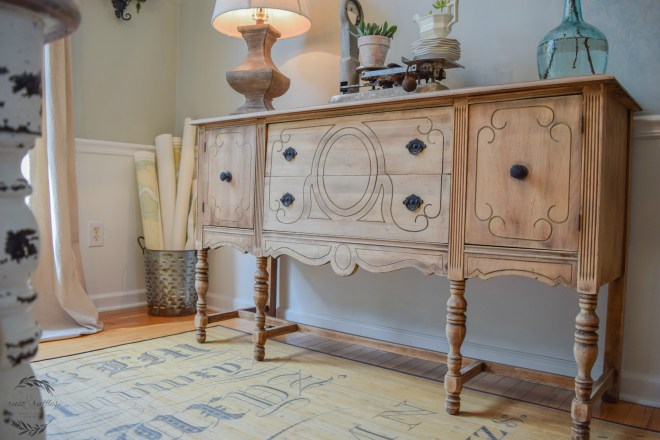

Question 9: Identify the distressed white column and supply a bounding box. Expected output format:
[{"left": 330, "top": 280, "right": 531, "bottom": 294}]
[{"left": 0, "top": 2, "right": 79, "bottom": 438}]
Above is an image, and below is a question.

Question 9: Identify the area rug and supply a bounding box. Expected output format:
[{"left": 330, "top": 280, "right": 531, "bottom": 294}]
[{"left": 22, "top": 327, "right": 657, "bottom": 439}]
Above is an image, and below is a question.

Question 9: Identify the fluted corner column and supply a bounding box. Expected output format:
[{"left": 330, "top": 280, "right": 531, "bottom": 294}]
[{"left": 0, "top": 2, "right": 79, "bottom": 439}]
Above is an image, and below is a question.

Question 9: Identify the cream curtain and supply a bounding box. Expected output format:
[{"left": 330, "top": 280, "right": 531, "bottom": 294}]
[{"left": 28, "top": 37, "right": 103, "bottom": 341}]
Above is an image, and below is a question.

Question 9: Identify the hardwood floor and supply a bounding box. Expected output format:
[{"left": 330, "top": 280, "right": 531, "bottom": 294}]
[{"left": 37, "top": 307, "right": 660, "bottom": 432}]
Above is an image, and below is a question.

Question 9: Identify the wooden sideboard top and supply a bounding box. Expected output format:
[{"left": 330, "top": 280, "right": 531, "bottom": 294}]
[{"left": 193, "top": 75, "right": 641, "bottom": 128}]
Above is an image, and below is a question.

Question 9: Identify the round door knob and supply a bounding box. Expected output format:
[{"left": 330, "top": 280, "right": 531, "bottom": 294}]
[
  {"left": 220, "top": 171, "right": 232, "bottom": 182},
  {"left": 405, "top": 138, "right": 426, "bottom": 156},
  {"left": 403, "top": 194, "right": 424, "bottom": 212},
  {"left": 283, "top": 147, "right": 297, "bottom": 161},
  {"left": 280, "top": 193, "right": 295, "bottom": 207},
  {"left": 509, "top": 164, "right": 529, "bottom": 180}
]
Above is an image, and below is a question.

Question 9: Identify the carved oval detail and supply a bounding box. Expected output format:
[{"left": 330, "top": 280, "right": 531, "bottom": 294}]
[
  {"left": 334, "top": 245, "right": 352, "bottom": 270},
  {"left": 315, "top": 127, "right": 379, "bottom": 217}
]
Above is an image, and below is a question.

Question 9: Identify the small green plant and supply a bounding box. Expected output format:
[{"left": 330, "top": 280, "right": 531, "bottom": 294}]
[
  {"left": 429, "top": 0, "right": 449, "bottom": 14},
  {"left": 356, "top": 20, "right": 398, "bottom": 39}
]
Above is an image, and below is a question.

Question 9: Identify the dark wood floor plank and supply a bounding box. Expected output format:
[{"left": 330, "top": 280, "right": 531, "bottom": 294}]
[
  {"left": 594, "top": 401, "right": 634, "bottom": 424},
  {"left": 502, "top": 380, "right": 537, "bottom": 400},
  {"left": 623, "top": 403, "right": 654, "bottom": 428},
  {"left": 466, "top": 373, "right": 505, "bottom": 392},
  {"left": 537, "top": 386, "right": 574, "bottom": 409},
  {"left": 646, "top": 408, "right": 660, "bottom": 431}
]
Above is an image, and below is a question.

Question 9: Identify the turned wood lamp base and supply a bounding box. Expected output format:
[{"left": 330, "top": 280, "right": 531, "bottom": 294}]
[{"left": 227, "top": 24, "right": 291, "bottom": 115}]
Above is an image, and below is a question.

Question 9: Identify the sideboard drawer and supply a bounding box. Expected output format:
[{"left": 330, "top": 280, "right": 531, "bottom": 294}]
[
  {"left": 465, "top": 95, "right": 582, "bottom": 251},
  {"left": 264, "top": 107, "right": 453, "bottom": 244},
  {"left": 266, "top": 107, "right": 453, "bottom": 177},
  {"left": 203, "top": 125, "right": 256, "bottom": 229},
  {"left": 264, "top": 174, "right": 450, "bottom": 243}
]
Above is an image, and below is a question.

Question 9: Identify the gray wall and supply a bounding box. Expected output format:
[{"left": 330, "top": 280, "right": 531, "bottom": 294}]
[
  {"left": 71, "top": 0, "right": 660, "bottom": 405},
  {"left": 72, "top": 0, "right": 180, "bottom": 144}
]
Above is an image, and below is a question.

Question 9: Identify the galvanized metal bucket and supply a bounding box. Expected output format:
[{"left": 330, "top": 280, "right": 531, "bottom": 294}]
[{"left": 138, "top": 237, "right": 197, "bottom": 316}]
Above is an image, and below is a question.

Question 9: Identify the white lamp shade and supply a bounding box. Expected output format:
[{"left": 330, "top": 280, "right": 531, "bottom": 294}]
[{"left": 212, "top": 0, "right": 311, "bottom": 39}]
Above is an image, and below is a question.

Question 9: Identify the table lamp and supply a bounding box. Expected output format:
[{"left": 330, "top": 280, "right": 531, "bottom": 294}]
[{"left": 212, "top": 0, "right": 311, "bottom": 115}]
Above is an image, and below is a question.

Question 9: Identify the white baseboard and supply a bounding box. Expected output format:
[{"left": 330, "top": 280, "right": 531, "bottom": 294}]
[
  {"left": 91, "top": 289, "right": 147, "bottom": 312},
  {"left": 620, "top": 371, "right": 660, "bottom": 407},
  {"left": 634, "top": 115, "right": 660, "bottom": 140},
  {"left": 205, "top": 292, "right": 252, "bottom": 312}
]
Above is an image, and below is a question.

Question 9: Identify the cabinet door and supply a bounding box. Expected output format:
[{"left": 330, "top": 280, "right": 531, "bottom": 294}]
[
  {"left": 203, "top": 125, "right": 256, "bottom": 229},
  {"left": 465, "top": 95, "right": 582, "bottom": 251}
]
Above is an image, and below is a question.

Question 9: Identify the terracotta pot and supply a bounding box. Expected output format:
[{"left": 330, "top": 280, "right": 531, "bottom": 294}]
[{"left": 357, "top": 35, "right": 391, "bottom": 67}]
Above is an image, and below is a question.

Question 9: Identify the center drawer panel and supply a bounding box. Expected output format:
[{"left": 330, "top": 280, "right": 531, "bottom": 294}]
[{"left": 264, "top": 107, "right": 453, "bottom": 244}]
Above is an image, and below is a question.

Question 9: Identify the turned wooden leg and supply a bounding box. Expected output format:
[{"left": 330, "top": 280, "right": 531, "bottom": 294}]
[
  {"left": 445, "top": 279, "right": 467, "bottom": 415},
  {"left": 253, "top": 256, "right": 269, "bottom": 361},
  {"left": 572, "top": 292, "right": 600, "bottom": 440},
  {"left": 194, "top": 248, "right": 209, "bottom": 343}
]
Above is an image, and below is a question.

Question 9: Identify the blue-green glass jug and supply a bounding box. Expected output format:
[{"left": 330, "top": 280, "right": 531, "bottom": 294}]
[{"left": 537, "top": 0, "right": 608, "bottom": 79}]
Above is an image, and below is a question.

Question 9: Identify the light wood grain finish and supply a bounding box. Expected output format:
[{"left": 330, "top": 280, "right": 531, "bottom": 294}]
[
  {"left": 193, "top": 76, "right": 640, "bottom": 440},
  {"left": 264, "top": 174, "right": 450, "bottom": 243},
  {"left": 445, "top": 279, "right": 467, "bottom": 415},
  {"left": 194, "top": 248, "right": 208, "bottom": 343},
  {"left": 252, "top": 256, "right": 269, "bottom": 361},
  {"left": 264, "top": 236, "right": 446, "bottom": 276},
  {"left": 603, "top": 109, "right": 635, "bottom": 403},
  {"left": 466, "top": 254, "right": 576, "bottom": 287},
  {"left": 578, "top": 86, "right": 603, "bottom": 295},
  {"left": 466, "top": 95, "right": 582, "bottom": 252},
  {"left": 264, "top": 108, "right": 453, "bottom": 247},
  {"left": 226, "top": 24, "right": 289, "bottom": 115},
  {"left": 266, "top": 107, "right": 453, "bottom": 177},
  {"left": 448, "top": 99, "right": 469, "bottom": 280},
  {"left": 203, "top": 125, "right": 256, "bottom": 229},
  {"left": 572, "top": 292, "right": 601, "bottom": 439}
]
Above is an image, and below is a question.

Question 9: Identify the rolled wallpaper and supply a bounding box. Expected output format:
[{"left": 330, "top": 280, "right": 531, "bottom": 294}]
[
  {"left": 133, "top": 151, "right": 164, "bottom": 250},
  {"left": 185, "top": 179, "right": 197, "bottom": 251},
  {"left": 172, "top": 118, "right": 197, "bottom": 250},
  {"left": 155, "top": 133, "right": 176, "bottom": 250},
  {"left": 173, "top": 136, "right": 182, "bottom": 186}
]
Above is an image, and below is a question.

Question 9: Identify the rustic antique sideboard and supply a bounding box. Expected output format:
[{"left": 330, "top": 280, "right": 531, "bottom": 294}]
[{"left": 192, "top": 75, "right": 639, "bottom": 440}]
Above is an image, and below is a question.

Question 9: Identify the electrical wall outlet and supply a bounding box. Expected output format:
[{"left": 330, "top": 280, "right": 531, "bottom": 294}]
[{"left": 88, "top": 221, "right": 104, "bottom": 247}]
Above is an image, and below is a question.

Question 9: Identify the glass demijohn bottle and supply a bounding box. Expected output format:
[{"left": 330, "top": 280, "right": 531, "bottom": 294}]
[{"left": 537, "top": 0, "right": 608, "bottom": 79}]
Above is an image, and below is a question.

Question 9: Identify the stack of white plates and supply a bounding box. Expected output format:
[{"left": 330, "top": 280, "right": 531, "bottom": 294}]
[{"left": 411, "top": 37, "right": 461, "bottom": 61}]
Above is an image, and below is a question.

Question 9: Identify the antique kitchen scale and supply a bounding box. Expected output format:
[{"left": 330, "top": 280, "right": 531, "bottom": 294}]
[{"left": 331, "top": 0, "right": 463, "bottom": 104}]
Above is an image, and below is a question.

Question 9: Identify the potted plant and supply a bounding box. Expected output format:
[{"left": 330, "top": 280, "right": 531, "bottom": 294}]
[
  {"left": 413, "top": 0, "right": 459, "bottom": 39},
  {"left": 356, "top": 20, "right": 398, "bottom": 67}
]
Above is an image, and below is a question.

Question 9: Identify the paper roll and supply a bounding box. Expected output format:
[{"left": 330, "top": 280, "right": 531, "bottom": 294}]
[
  {"left": 173, "top": 136, "right": 182, "bottom": 186},
  {"left": 172, "top": 118, "right": 197, "bottom": 250},
  {"left": 185, "top": 179, "right": 197, "bottom": 250},
  {"left": 134, "top": 151, "right": 164, "bottom": 250},
  {"left": 155, "top": 133, "right": 176, "bottom": 249}
]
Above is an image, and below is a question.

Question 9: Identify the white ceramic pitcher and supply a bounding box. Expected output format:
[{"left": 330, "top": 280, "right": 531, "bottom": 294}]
[{"left": 413, "top": 0, "right": 459, "bottom": 39}]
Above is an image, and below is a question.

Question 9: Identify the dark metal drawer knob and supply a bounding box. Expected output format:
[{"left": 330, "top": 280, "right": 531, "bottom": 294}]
[
  {"left": 406, "top": 138, "right": 427, "bottom": 156},
  {"left": 509, "top": 164, "right": 529, "bottom": 180},
  {"left": 220, "top": 171, "right": 232, "bottom": 183},
  {"left": 283, "top": 147, "right": 297, "bottom": 161},
  {"left": 403, "top": 194, "right": 423, "bottom": 212},
  {"left": 280, "top": 193, "right": 295, "bottom": 207}
]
